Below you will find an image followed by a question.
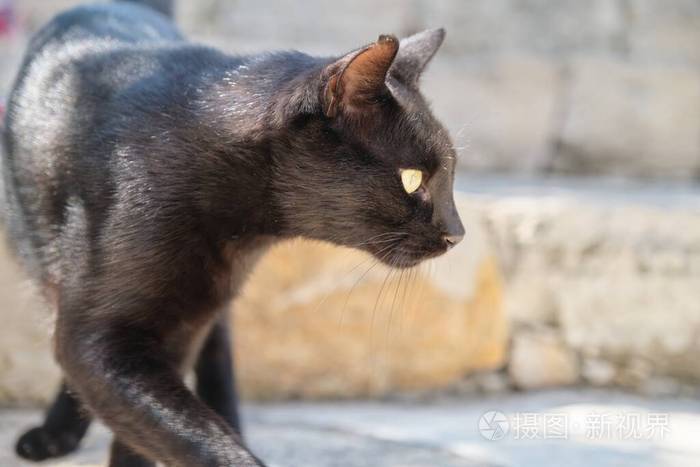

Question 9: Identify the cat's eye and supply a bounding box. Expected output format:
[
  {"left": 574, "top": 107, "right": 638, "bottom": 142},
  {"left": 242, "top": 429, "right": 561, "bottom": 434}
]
[{"left": 400, "top": 169, "right": 423, "bottom": 194}]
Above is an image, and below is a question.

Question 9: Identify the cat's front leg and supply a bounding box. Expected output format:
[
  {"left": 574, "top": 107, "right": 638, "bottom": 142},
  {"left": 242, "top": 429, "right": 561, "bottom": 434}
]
[{"left": 55, "top": 316, "right": 265, "bottom": 467}]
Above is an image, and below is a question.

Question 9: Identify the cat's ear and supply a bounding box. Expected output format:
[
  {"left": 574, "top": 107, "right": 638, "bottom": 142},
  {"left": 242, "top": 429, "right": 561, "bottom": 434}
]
[
  {"left": 323, "top": 34, "right": 399, "bottom": 117},
  {"left": 389, "top": 28, "right": 445, "bottom": 87}
]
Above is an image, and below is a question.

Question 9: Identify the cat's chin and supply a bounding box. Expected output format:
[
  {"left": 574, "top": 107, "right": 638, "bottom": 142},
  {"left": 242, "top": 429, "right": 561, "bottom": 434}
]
[{"left": 374, "top": 248, "right": 446, "bottom": 269}]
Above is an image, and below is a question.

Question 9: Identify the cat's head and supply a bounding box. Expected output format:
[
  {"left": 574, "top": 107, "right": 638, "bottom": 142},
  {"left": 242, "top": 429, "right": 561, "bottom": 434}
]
[{"left": 274, "top": 29, "right": 463, "bottom": 268}]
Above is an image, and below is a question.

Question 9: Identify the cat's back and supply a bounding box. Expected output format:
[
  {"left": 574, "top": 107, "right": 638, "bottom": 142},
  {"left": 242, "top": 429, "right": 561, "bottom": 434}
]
[
  {"left": 26, "top": 2, "right": 181, "bottom": 53},
  {"left": 4, "top": 2, "right": 184, "bottom": 137},
  {"left": 7, "top": 1, "right": 184, "bottom": 131},
  {"left": 0, "top": 2, "right": 184, "bottom": 284}
]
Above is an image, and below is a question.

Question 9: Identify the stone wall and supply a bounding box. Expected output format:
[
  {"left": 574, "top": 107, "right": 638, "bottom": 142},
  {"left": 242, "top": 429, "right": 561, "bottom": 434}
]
[
  {"left": 1, "top": 0, "right": 699, "bottom": 179},
  {"left": 477, "top": 191, "right": 700, "bottom": 395}
]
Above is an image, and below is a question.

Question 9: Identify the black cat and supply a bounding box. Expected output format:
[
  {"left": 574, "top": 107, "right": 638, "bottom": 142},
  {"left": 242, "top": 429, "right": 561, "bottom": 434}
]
[{"left": 2, "top": 0, "right": 464, "bottom": 465}]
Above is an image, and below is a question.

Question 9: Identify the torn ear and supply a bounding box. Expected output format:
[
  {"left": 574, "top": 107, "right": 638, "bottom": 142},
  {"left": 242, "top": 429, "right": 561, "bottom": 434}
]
[{"left": 324, "top": 34, "right": 399, "bottom": 117}]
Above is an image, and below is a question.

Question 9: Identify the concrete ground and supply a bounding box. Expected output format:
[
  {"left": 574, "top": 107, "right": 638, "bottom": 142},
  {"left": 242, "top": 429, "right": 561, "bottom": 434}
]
[{"left": 1, "top": 389, "right": 699, "bottom": 467}]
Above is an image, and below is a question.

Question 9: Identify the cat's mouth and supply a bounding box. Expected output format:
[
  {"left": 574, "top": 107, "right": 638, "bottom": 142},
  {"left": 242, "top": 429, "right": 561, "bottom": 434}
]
[{"left": 363, "top": 234, "right": 448, "bottom": 269}]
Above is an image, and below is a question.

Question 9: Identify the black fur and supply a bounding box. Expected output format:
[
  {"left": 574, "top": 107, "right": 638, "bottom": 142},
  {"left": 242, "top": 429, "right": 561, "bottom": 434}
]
[
  {"left": 2, "top": 0, "right": 463, "bottom": 465},
  {"left": 15, "top": 315, "right": 242, "bottom": 463},
  {"left": 15, "top": 384, "right": 91, "bottom": 461}
]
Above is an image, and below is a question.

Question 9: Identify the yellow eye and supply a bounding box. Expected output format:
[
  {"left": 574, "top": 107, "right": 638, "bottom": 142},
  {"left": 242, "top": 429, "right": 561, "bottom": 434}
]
[{"left": 400, "top": 169, "right": 423, "bottom": 194}]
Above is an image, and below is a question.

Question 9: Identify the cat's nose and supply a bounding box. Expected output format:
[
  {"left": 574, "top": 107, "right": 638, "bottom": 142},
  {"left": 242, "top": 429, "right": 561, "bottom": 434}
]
[{"left": 442, "top": 232, "right": 464, "bottom": 250}]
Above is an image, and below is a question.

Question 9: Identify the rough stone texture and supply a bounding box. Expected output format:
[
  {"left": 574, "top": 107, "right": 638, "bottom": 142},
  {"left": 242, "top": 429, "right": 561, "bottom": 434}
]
[
  {"left": 474, "top": 188, "right": 700, "bottom": 390},
  {"left": 179, "top": 0, "right": 411, "bottom": 55},
  {"left": 508, "top": 328, "right": 579, "bottom": 389},
  {"left": 234, "top": 199, "right": 507, "bottom": 399},
  {"left": 581, "top": 357, "right": 616, "bottom": 386},
  {"left": 427, "top": 57, "right": 560, "bottom": 173},
  {"left": 625, "top": 0, "right": 700, "bottom": 67},
  {"left": 554, "top": 59, "right": 700, "bottom": 178},
  {"left": 420, "top": 0, "right": 629, "bottom": 58}
]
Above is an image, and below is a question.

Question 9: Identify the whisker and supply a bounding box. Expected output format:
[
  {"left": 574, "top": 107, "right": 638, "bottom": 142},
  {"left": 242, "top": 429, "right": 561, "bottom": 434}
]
[
  {"left": 310, "top": 239, "right": 400, "bottom": 317},
  {"left": 370, "top": 267, "right": 393, "bottom": 333},
  {"left": 386, "top": 264, "right": 404, "bottom": 341},
  {"left": 337, "top": 243, "right": 396, "bottom": 326},
  {"left": 398, "top": 265, "right": 414, "bottom": 335},
  {"left": 338, "top": 258, "right": 376, "bottom": 326},
  {"left": 352, "top": 237, "right": 407, "bottom": 248},
  {"left": 347, "top": 231, "right": 408, "bottom": 249},
  {"left": 340, "top": 238, "right": 399, "bottom": 277},
  {"left": 408, "top": 261, "right": 427, "bottom": 328},
  {"left": 369, "top": 266, "right": 394, "bottom": 379}
]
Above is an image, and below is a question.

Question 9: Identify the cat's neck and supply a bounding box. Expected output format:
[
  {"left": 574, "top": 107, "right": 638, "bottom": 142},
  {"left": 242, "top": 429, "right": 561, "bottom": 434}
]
[{"left": 173, "top": 50, "right": 330, "bottom": 241}]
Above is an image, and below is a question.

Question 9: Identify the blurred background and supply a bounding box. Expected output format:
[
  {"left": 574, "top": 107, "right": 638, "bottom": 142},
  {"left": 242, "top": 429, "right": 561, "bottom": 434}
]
[{"left": 1, "top": 1, "right": 699, "bottom": 466}]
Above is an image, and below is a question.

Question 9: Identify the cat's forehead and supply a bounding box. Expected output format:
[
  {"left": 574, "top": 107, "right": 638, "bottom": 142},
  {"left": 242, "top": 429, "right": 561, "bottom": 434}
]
[{"left": 389, "top": 92, "right": 455, "bottom": 173}]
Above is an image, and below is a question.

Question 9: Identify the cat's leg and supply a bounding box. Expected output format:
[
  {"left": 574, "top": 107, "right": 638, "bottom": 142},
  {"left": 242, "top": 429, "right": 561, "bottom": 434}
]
[
  {"left": 195, "top": 312, "right": 242, "bottom": 435},
  {"left": 55, "top": 317, "right": 264, "bottom": 467},
  {"left": 109, "top": 439, "right": 155, "bottom": 467},
  {"left": 107, "top": 313, "right": 241, "bottom": 467},
  {"left": 15, "top": 382, "right": 92, "bottom": 461}
]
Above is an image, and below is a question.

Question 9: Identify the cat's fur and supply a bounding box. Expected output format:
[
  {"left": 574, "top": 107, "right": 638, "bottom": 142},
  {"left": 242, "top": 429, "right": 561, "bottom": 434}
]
[{"left": 2, "top": 0, "right": 464, "bottom": 465}]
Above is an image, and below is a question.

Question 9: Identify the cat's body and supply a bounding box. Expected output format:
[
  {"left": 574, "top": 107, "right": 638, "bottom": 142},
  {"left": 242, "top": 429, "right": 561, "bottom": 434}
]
[
  {"left": 4, "top": 1, "right": 301, "bottom": 297},
  {"left": 2, "top": 1, "right": 464, "bottom": 466}
]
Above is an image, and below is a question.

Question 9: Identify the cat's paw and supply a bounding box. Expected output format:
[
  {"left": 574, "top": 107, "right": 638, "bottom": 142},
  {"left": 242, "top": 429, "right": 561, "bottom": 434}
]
[{"left": 15, "top": 426, "right": 82, "bottom": 461}]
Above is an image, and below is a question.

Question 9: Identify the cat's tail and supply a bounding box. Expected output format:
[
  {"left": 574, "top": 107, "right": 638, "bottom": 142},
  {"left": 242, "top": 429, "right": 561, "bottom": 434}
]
[{"left": 118, "top": 0, "right": 174, "bottom": 18}]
